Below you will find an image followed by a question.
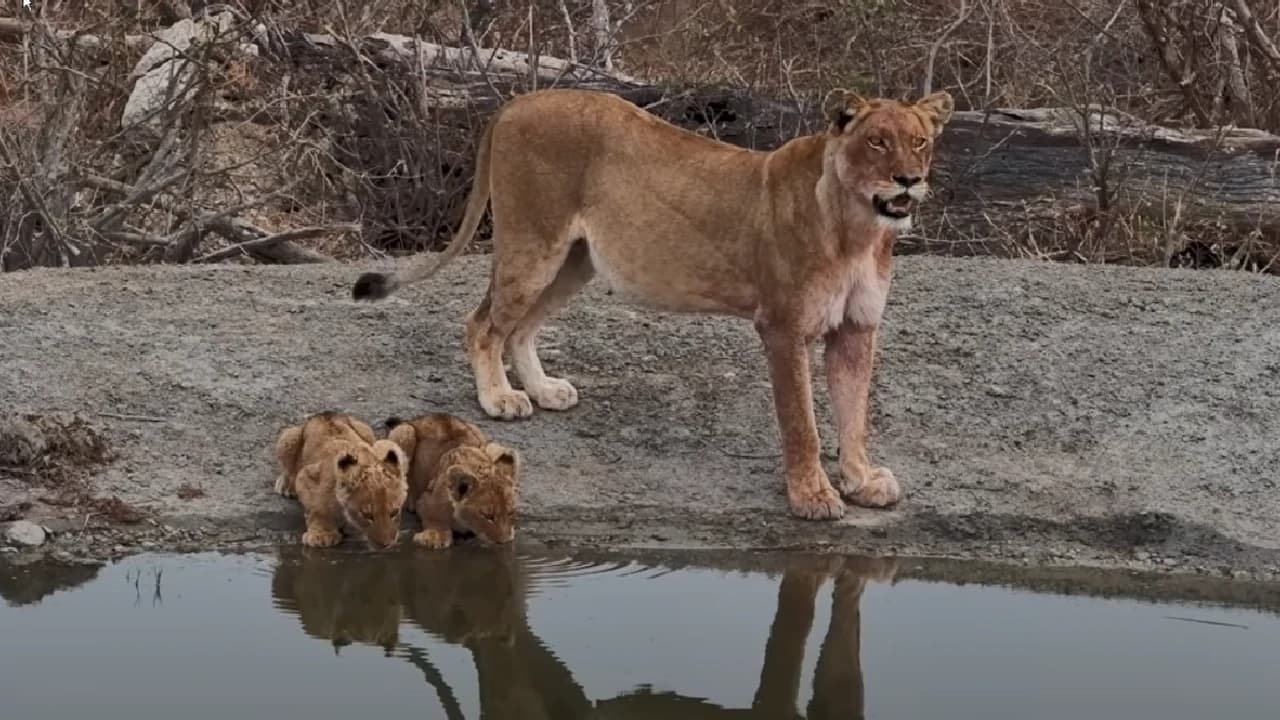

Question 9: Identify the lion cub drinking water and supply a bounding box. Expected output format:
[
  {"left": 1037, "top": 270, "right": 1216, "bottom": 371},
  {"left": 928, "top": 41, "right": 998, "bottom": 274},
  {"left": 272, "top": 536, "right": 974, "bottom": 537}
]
[
  {"left": 384, "top": 413, "right": 520, "bottom": 549},
  {"left": 273, "top": 411, "right": 409, "bottom": 549}
]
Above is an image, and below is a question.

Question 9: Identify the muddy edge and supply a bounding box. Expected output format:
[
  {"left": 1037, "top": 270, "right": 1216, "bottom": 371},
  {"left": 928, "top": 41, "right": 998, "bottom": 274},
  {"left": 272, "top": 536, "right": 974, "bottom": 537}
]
[{"left": 1, "top": 255, "right": 1278, "bottom": 582}]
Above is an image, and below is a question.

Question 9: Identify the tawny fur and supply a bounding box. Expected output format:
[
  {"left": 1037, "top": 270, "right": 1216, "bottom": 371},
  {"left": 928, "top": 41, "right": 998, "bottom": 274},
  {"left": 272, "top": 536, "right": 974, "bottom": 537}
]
[
  {"left": 384, "top": 413, "right": 520, "bottom": 549},
  {"left": 352, "top": 87, "right": 954, "bottom": 521},
  {"left": 274, "top": 411, "right": 409, "bottom": 548}
]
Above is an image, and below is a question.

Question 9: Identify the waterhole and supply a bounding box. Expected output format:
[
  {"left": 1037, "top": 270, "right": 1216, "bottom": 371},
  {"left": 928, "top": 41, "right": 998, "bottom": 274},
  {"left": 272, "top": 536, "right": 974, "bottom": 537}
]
[{"left": 2, "top": 547, "right": 1278, "bottom": 718}]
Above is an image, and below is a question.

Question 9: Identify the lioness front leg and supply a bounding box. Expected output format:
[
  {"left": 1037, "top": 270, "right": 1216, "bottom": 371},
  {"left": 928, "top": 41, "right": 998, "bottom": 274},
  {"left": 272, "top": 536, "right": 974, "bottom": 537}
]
[
  {"left": 757, "top": 321, "right": 845, "bottom": 520},
  {"left": 824, "top": 323, "right": 900, "bottom": 508}
]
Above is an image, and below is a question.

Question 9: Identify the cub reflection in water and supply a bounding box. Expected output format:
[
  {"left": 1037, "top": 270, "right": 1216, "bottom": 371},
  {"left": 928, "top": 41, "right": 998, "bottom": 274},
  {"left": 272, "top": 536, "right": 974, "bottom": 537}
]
[
  {"left": 269, "top": 547, "right": 895, "bottom": 719},
  {"left": 270, "top": 546, "right": 403, "bottom": 654}
]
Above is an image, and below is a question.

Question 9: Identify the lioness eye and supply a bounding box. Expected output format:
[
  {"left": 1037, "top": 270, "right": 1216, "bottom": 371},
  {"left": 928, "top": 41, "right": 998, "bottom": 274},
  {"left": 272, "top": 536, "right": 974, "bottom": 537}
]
[
  {"left": 388, "top": 509, "right": 398, "bottom": 519},
  {"left": 913, "top": 137, "right": 927, "bottom": 150},
  {"left": 867, "top": 137, "right": 886, "bottom": 150}
]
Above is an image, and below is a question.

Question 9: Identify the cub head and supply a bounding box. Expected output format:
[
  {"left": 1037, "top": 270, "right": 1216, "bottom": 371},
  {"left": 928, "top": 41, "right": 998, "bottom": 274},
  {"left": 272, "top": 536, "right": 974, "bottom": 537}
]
[
  {"left": 438, "top": 442, "right": 520, "bottom": 545},
  {"left": 332, "top": 439, "right": 409, "bottom": 549},
  {"left": 821, "top": 88, "right": 954, "bottom": 233}
]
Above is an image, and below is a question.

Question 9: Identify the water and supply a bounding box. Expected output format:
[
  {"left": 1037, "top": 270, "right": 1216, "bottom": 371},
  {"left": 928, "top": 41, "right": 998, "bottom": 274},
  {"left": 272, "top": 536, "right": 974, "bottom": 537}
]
[{"left": 2, "top": 547, "right": 1278, "bottom": 719}]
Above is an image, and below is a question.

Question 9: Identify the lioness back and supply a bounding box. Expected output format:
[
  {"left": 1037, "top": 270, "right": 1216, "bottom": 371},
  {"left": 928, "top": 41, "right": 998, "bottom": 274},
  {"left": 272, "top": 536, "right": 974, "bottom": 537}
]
[{"left": 490, "top": 90, "right": 767, "bottom": 313}]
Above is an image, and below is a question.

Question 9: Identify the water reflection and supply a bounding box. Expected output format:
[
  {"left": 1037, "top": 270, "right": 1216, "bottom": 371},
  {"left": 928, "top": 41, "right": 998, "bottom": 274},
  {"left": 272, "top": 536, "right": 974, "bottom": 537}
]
[
  {"left": 0, "top": 558, "right": 102, "bottom": 607},
  {"left": 269, "top": 546, "right": 895, "bottom": 719}
]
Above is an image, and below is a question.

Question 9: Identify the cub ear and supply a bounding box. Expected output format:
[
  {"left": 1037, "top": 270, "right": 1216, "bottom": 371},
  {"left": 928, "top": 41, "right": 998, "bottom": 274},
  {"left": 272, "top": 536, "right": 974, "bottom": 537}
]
[
  {"left": 386, "top": 424, "right": 417, "bottom": 456},
  {"left": 484, "top": 442, "right": 520, "bottom": 479},
  {"left": 335, "top": 452, "right": 359, "bottom": 472},
  {"left": 377, "top": 441, "right": 404, "bottom": 468},
  {"left": 915, "top": 90, "right": 954, "bottom": 133},
  {"left": 823, "top": 88, "right": 868, "bottom": 133},
  {"left": 445, "top": 467, "right": 475, "bottom": 501}
]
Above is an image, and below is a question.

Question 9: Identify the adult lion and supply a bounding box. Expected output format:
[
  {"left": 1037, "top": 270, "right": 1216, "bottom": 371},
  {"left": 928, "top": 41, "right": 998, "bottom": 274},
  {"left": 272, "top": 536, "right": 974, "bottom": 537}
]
[{"left": 353, "top": 87, "right": 954, "bottom": 520}]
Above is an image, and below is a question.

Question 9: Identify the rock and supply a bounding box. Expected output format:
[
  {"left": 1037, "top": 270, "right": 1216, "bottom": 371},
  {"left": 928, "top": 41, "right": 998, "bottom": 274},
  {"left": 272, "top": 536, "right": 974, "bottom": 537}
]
[
  {"left": 3, "top": 520, "right": 48, "bottom": 547},
  {"left": 0, "top": 416, "right": 48, "bottom": 466}
]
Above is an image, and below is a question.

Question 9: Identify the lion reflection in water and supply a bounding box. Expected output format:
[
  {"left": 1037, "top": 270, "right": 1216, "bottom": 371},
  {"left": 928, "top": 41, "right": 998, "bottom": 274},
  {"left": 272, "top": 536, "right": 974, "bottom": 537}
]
[{"left": 270, "top": 547, "right": 896, "bottom": 719}]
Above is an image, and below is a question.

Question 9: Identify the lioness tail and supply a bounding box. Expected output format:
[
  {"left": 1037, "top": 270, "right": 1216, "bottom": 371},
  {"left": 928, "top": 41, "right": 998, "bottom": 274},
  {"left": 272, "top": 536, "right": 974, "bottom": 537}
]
[{"left": 352, "top": 108, "right": 500, "bottom": 301}]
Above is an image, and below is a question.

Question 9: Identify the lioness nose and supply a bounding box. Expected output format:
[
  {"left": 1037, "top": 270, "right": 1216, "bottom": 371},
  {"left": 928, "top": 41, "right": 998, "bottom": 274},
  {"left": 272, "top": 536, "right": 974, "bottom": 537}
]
[{"left": 894, "top": 175, "right": 922, "bottom": 187}]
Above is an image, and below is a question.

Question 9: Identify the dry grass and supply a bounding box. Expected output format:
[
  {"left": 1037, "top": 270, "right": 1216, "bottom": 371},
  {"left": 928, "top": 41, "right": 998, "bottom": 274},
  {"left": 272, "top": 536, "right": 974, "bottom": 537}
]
[{"left": 1, "top": 1, "right": 1278, "bottom": 272}]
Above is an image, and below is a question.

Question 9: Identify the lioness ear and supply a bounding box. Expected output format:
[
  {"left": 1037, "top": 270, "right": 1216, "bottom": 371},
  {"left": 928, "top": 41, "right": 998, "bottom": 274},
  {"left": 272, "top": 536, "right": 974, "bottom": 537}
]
[
  {"left": 446, "top": 467, "right": 474, "bottom": 500},
  {"left": 915, "top": 91, "right": 954, "bottom": 134},
  {"left": 823, "top": 88, "right": 867, "bottom": 133}
]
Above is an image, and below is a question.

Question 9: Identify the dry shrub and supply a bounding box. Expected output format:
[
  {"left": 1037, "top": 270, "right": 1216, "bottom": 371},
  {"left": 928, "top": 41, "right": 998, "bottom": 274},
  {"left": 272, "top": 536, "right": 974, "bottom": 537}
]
[{"left": 3, "top": 0, "right": 1279, "bottom": 272}]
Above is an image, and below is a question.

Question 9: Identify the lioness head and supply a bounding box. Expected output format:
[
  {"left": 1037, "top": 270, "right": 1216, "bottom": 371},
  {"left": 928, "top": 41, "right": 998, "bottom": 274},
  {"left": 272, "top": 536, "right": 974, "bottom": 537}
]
[
  {"left": 821, "top": 88, "right": 954, "bottom": 233},
  {"left": 333, "top": 439, "right": 409, "bottom": 549},
  {"left": 438, "top": 442, "right": 520, "bottom": 545}
]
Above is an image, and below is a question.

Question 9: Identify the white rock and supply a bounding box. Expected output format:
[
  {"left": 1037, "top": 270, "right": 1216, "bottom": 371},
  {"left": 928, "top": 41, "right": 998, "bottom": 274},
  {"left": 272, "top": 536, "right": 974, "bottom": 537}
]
[{"left": 3, "top": 520, "right": 47, "bottom": 548}]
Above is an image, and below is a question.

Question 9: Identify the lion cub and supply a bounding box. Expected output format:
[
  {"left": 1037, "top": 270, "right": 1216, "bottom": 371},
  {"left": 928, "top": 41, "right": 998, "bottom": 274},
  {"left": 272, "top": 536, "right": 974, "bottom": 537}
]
[
  {"left": 384, "top": 413, "right": 520, "bottom": 549},
  {"left": 274, "top": 411, "right": 409, "bottom": 549}
]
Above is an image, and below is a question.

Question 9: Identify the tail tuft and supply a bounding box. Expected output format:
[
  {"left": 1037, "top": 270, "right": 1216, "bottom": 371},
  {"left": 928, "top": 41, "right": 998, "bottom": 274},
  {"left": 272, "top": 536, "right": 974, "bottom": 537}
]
[{"left": 353, "top": 272, "right": 396, "bottom": 301}]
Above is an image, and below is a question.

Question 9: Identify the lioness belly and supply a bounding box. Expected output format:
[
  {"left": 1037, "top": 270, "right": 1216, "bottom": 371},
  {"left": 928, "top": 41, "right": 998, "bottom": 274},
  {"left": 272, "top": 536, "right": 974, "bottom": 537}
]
[{"left": 578, "top": 217, "right": 757, "bottom": 317}]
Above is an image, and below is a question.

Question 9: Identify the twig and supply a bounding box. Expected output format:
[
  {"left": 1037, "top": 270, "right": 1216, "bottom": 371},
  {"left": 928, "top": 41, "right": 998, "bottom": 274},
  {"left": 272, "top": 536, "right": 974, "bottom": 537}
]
[
  {"left": 98, "top": 412, "right": 167, "bottom": 423},
  {"left": 192, "top": 224, "right": 354, "bottom": 263},
  {"left": 922, "top": 0, "right": 975, "bottom": 96}
]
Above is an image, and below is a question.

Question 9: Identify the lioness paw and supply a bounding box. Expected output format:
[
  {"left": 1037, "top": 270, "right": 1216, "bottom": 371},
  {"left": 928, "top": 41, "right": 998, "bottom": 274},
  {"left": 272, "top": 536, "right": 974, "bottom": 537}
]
[
  {"left": 413, "top": 528, "right": 453, "bottom": 549},
  {"left": 302, "top": 528, "right": 342, "bottom": 548},
  {"left": 480, "top": 389, "right": 534, "bottom": 421},
  {"left": 787, "top": 469, "right": 847, "bottom": 521},
  {"left": 527, "top": 377, "right": 579, "bottom": 411},
  {"left": 840, "top": 465, "right": 902, "bottom": 508}
]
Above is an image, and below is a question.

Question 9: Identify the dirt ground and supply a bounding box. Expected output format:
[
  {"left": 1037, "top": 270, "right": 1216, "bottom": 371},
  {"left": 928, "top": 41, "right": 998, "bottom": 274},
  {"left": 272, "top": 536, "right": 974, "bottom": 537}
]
[{"left": 1, "top": 254, "right": 1278, "bottom": 580}]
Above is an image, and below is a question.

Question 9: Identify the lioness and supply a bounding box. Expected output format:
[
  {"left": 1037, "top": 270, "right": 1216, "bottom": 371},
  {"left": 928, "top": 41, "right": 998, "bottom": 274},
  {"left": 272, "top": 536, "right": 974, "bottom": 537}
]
[
  {"left": 384, "top": 413, "right": 520, "bottom": 549},
  {"left": 352, "top": 87, "right": 953, "bottom": 520},
  {"left": 274, "top": 411, "right": 409, "bottom": 548}
]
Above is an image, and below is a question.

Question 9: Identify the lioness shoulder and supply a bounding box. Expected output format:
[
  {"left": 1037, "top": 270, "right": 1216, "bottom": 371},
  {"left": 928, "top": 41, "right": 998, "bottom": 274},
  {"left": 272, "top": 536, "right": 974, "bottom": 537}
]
[
  {"left": 273, "top": 410, "right": 408, "bottom": 548},
  {"left": 385, "top": 413, "right": 520, "bottom": 549}
]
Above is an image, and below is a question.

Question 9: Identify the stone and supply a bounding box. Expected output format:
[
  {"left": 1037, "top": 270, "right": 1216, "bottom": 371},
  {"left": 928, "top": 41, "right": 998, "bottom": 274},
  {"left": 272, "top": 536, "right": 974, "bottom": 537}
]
[{"left": 3, "top": 520, "right": 47, "bottom": 548}]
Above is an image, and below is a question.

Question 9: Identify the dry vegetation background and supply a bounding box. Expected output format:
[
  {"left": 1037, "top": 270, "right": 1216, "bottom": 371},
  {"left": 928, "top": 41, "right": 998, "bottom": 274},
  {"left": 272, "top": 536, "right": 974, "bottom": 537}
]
[{"left": 2, "top": 0, "right": 1280, "bottom": 274}]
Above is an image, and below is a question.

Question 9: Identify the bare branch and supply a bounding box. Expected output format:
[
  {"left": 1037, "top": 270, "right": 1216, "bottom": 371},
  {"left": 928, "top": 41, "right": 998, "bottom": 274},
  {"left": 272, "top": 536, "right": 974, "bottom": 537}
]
[
  {"left": 921, "top": 0, "right": 975, "bottom": 96},
  {"left": 192, "top": 224, "right": 354, "bottom": 263}
]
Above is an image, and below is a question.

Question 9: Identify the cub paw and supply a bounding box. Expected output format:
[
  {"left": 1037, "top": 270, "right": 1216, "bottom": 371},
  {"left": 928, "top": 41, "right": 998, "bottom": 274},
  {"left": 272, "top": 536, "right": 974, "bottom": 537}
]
[
  {"left": 527, "top": 377, "right": 579, "bottom": 411},
  {"left": 787, "top": 468, "right": 847, "bottom": 521},
  {"left": 480, "top": 389, "right": 534, "bottom": 421},
  {"left": 413, "top": 528, "right": 453, "bottom": 549},
  {"left": 302, "top": 528, "right": 342, "bottom": 548},
  {"left": 273, "top": 474, "right": 295, "bottom": 498},
  {"left": 838, "top": 464, "right": 902, "bottom": 508}
]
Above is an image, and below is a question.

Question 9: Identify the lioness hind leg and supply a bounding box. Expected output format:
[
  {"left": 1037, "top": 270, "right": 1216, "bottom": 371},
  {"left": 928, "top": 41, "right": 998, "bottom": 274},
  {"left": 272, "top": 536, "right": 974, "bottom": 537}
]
[
  {"left": 467, "top": 236, "right": 577, "bottom": 421},
  {"left": 506, "top": 242, "right": 594, "bottom": 411}
]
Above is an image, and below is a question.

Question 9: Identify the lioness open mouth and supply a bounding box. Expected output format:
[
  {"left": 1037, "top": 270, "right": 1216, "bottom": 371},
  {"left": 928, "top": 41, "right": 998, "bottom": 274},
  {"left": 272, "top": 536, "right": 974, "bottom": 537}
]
[{"left": 874, "top": 193, "right": 913, "bottom": 219}]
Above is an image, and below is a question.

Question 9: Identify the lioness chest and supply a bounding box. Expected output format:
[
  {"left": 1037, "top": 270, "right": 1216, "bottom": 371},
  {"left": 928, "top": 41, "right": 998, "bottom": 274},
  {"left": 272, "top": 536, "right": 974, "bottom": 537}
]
[{"left": 807, "top": 252, "right": 890, "bottom": 338}]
